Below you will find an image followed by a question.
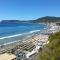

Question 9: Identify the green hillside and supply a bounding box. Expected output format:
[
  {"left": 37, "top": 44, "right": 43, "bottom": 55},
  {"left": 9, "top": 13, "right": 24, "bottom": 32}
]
[{"left": 38, "top": 31, "right": 60, "bottom": 60}]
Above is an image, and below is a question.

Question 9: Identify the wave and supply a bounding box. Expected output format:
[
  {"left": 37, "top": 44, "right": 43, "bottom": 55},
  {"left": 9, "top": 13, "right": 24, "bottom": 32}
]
[
  {"left": 1, "top": 35, "right": 32, "bottom": 46},
  {"left": 0, "top": 30, "right": 40, "bottom": 40},
  {"left": 29, "top": 30, "right": 40, "bottom": 33},
  {"left": 0, "top": 34, "right": 22, "bottom": 39},
  {"left": 3, "top": 40, "right": 21, "bottom": 45}
]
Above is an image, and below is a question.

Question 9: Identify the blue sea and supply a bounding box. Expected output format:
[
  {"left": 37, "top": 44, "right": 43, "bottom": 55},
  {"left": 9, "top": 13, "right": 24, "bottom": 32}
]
[{"left": 0, "top": 23, "right": 47, "bottom": 45}]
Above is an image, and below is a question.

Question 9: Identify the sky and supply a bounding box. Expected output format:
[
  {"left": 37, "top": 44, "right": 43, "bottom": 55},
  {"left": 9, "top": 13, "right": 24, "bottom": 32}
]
[{"left": 0, "top": 0, "right": 60, "bottom": 20}]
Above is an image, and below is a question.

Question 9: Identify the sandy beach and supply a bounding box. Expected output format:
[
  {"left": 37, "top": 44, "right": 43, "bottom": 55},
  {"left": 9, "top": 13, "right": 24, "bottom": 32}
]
[
  {"left": 0, "top": 32, "right": 48, "bottom": 54},
  {"left": 23, "top": 34, "right": 48, "bottom": 43},
  {"left": 0, "top": 23, "right": 59, "bottom": 54},
  {"left": 0, "top": 23, "right": 60, "bottom": 60}
]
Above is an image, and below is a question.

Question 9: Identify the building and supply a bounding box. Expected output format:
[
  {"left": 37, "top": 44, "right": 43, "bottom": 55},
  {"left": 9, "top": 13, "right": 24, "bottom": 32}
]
[{"left": 15, "top": 50, "right": 26, "bottom": 60}]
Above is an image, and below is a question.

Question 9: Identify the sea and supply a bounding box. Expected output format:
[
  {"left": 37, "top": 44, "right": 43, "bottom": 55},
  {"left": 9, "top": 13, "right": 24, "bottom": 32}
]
[{"left": 0, "top": 22, "right": 47, "bottom": 45}]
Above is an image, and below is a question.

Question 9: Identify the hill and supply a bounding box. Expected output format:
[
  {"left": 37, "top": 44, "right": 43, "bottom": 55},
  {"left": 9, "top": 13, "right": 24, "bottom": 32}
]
[
  {"left": 0, "top": 16, "right": 60, "bottom": 24},
  {"left": 31, "top": 16, "right": 60, "bottom": 23},
  {"left": 0, "top": 20, "right": 27, "bottom": 24},
  {"left": 38, "top": 31, "right": 60, "bottom": 60}
]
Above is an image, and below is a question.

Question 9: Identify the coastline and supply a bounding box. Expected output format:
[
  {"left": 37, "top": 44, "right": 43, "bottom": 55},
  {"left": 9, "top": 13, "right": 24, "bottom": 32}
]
[
  {"left": 0, "top": 23, "right": 60, "bottom": 60},
  {"left": 0, "top": 30, "right": 48, "bottom": 53},
  {"left": 0, "top": 23, "right": 59, "bottom": 54},
  {"left": 0, "top": 30, "right": 41, "bottom": 45}
]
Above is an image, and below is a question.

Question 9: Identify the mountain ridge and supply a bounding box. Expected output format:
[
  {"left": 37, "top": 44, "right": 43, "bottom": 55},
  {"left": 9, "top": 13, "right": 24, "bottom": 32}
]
[
  {"left": 0, "top": 16, "right": 60, "bottom": 24},
  {"left": 31, "top": 16, "right": 60, "bottom": 23}
]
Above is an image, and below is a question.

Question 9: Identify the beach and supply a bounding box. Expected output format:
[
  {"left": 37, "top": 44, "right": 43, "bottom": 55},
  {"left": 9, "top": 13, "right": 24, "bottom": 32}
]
[
  {"left": 0, "top": 32, "right": 48, "bottom": 54},
  {"left": 0, "top": 23, "right": 59, "bottom": 54},
  {"left": 0, "top": 23, "right": 60, "bottom": 60},
  {"left": 0, "top": 23, "right": 46, "bottom": 45}
]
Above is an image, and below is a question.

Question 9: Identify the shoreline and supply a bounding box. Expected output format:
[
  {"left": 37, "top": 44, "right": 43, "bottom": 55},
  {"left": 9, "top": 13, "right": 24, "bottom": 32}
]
[
  {"left": 0, "top": 23, "right": 59, "bottom": 54},
  {"left": 0, "top": 31, "right": 48, "bottom": 53},
  {"left": 0, "top": 30, "right": 41, "bottom": 45},
  {"left": 0, "top": 28, "right": 47, "bottom": 46}
]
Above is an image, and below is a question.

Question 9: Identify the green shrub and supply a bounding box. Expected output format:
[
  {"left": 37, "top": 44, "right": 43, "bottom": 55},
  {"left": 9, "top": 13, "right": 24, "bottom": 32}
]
[{"left": 38, "top": 32, "right": 60, "bottom": 60}]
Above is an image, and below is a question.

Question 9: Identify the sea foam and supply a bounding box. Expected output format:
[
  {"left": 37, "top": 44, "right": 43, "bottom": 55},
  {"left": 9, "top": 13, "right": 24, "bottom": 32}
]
[{"left": 0, "top": 30, "right": 40, "bottom": 40}]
